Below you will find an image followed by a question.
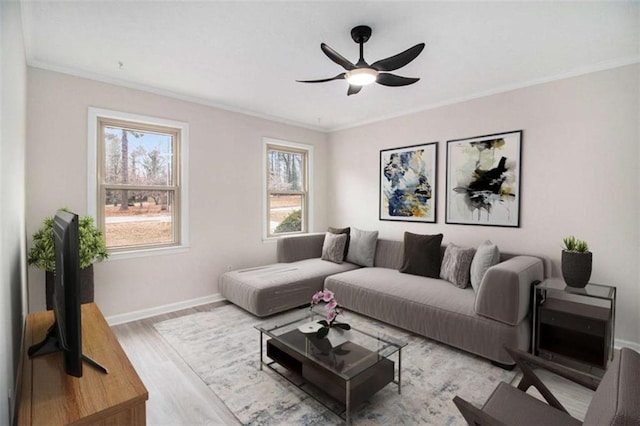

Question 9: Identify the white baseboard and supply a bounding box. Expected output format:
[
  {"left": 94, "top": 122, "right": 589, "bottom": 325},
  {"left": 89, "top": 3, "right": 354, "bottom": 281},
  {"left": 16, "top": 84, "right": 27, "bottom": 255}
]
[
  {"left": 106, "top": 293, "right": 225, "bottom": 326},
  {"left": 615, "top": 337, "right": 640, "bottom": 352},
  {"left": 106, "top": 295, "right": 640, "bottom": 353}
]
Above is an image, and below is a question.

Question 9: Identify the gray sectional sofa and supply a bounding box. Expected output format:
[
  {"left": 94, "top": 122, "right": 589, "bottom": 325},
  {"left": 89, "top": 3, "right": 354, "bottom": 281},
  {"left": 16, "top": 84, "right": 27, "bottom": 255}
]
[{"left": 219, "top": 233, "right": 545, "bottom": 365}]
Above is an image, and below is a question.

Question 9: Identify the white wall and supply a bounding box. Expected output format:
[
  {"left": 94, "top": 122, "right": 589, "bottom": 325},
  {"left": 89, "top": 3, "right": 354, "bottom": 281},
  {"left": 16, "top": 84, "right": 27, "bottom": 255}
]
[
  {"left": 328, "top": 65, "right": 640, "bottom": 346},
  {"left": 0, "top": 1, "right": 28, "bottom": 423},
  {"left": 26, "top": 68, "right": 329, "bottom": 316},
  {"left": 23, "top": 56, "right": 640, "bottom": 348}
]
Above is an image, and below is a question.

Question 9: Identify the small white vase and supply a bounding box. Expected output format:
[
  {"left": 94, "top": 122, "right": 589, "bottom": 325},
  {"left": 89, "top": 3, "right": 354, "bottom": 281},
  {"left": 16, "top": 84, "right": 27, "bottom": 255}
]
[{"left": 325, "top": 327, "right": 350, "bottom": 347}]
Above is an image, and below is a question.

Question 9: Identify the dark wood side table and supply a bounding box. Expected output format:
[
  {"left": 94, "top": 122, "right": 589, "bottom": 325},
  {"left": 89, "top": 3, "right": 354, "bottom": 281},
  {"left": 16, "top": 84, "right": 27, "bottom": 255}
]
[{"left": 532, "top": 278, "right": 616, "bottom": 376}]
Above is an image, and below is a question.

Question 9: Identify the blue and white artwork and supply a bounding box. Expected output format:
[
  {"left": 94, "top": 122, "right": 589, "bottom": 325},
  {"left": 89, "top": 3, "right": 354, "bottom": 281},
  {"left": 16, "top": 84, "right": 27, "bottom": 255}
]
[
  {"left": 446, "top": 130, "right": 522, "bottom": 227},
  {"left": 380, "top": 142, "right": 437, "bottom": 223}
]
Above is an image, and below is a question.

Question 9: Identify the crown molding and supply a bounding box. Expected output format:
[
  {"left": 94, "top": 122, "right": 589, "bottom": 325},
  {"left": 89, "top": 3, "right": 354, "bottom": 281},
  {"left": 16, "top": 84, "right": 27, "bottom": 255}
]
[
  {"left": 26, "top": 59, "right": 328, "bottom": 133},
  {"left": 26, "top": 54, "right": 639, "bottom": 135},
  {"left": 328, "top": 55, "right": 640, "bottom": 132}
]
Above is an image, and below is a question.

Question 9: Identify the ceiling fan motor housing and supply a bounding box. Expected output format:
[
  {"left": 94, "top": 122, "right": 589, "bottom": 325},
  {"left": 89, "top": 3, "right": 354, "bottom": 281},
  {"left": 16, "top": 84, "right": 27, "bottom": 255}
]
[{"left": 351, "top": 25, "right": 372, "bottom": 44}]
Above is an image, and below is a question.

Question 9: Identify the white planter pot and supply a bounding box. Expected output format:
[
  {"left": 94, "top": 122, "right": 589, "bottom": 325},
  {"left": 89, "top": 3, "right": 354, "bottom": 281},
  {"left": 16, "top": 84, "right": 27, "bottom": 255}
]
[
  {"left": 298, "top": 321, "right": 351, "bottom": 348},
  {"left": 325, "top": 327, "right": 350, "bottom": 347}
]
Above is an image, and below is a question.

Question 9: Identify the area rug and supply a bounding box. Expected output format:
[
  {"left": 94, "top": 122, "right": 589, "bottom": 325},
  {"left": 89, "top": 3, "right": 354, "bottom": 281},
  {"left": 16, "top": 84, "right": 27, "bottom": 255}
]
[{"left": 154, "top": 305, "right": 516, "bottom": 425}]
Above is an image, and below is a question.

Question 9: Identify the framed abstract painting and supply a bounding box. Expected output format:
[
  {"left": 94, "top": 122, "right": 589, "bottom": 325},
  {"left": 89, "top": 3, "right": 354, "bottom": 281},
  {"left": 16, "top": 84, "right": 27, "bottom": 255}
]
[
  {"left": 380, "top": 142, "right": 437, "bottom": 223},
  {"left": 446, "top": 130, "right": 522, "bottom": 227}
]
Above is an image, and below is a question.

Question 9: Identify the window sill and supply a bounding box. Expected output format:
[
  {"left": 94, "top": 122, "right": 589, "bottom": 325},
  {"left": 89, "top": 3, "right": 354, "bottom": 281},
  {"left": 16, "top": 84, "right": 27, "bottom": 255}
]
[
  {"left": 262, "top": 232, "right": 313, "bottom": 244},
  {"left": 106, "top": 245, "right": 190, "bottom": 261}
]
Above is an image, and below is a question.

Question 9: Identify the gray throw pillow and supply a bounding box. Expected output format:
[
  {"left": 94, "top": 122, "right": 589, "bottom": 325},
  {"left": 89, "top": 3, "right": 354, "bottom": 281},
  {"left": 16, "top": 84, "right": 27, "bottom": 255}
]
[
  {"left": 470, "top": 240, "right": 500, "bottom": 292},
  {"left": 440, "top": 243, "right": 476, "bottom": 288},
  {"left": 321, "top": 232, "right": 348, "bottom": 264},
  {"left": 328, "top": 226, "right": 350, "bottom": 261},
  {"left": 346, "top": 228, "right": 378, "bottom": 267},
  {"left": 399, "top": 232, "right": 444, "bottom": 278}
]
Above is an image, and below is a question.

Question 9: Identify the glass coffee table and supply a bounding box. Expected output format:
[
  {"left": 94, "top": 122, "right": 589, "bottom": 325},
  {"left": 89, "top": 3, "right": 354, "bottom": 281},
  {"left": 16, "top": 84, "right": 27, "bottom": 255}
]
[{"left": 256, "top": 309, "right": 407, "bottom": 424}]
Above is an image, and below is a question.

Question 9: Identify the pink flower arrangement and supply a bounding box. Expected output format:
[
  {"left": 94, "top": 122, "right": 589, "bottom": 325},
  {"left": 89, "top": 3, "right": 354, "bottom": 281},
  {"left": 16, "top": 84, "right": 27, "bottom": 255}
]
[{"left": 310, "top": 290, "right": 350, "bottom": 338}]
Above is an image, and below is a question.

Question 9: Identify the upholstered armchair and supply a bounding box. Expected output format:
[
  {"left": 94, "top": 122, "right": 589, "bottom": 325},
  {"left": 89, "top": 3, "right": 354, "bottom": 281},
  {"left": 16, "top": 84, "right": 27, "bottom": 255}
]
[{"left": 453, "top": 346, "right": 640, "bottom": 426}]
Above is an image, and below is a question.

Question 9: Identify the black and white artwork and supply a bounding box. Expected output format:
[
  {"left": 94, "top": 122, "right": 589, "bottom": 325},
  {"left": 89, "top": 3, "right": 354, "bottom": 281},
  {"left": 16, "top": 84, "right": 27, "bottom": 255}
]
[{"left": 446, "top": 131, "right": 521, "bottom": 227}]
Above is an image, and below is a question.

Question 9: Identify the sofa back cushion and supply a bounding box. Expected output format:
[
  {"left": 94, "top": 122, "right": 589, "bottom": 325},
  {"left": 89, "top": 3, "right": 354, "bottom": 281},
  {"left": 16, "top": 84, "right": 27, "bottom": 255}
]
[
  {"left": 584, "top": 347, "right": 640, "bottom": 426},
  {"left": 277, "top": 233, "right": 325, "bottom": 263},
  {"left": 374, "top": 239, "right": 404, "bottom": 269},
  {"left": 374, "top": 239, "right": 449, "bottom": 270}
]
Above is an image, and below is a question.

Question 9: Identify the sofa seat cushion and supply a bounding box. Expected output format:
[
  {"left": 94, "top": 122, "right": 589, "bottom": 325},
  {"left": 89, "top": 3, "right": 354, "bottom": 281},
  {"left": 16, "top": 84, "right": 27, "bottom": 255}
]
[
  {"left": 326, "top": 267, "right": 477, "bottom": 317},
  {"left": 325, "top": 267, "right": 530, "bottom": 364},
  {"left": 219, "top": 259, "right": 359, "bottom": 317}
]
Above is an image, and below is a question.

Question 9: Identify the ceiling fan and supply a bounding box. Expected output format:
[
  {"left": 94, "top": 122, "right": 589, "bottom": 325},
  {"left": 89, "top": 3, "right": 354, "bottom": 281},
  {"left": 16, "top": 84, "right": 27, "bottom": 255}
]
[{"left": 297, "top": 25, "right": 425, "bottom": 96}]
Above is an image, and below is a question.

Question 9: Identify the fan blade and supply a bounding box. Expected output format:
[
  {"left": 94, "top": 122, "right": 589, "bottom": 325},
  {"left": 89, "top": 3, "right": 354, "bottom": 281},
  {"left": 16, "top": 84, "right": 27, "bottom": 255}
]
[
  {"left": 347, "top": 85, "right": 362, "bottom": 96},
  {"left": 376, "top": 73, "right": 420, "bottom": 87},
  {"left": 321, "top": 43, "right": 356, "bottom": 71},
  {"left": 297, "top": 73, "right": 345, "bottom": 83},
  {"left": 371, "top": 43, "right": 425, "bottom": 72}
]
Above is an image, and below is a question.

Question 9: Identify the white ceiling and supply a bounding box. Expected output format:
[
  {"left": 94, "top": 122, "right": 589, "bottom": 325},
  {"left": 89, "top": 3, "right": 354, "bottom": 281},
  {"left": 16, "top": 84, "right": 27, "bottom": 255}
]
[{"left": 21, "top": 1, "right": 639, "bottom": 131}]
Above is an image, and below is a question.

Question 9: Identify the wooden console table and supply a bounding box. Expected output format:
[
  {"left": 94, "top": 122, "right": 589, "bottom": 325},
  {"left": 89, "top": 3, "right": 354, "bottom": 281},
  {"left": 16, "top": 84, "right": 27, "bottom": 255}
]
[{"left": 16, "top": 303, "right": 148, "bottom": 425}]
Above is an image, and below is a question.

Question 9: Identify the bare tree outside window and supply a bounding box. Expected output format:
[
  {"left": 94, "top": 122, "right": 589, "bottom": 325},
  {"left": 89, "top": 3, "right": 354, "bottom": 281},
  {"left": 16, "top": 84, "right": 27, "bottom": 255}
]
[
  {"left": 99, "top": 120, "right": 180, "bottom": 250},
  {"left": 266, "top": 145, "right": 308, "bottom": 236}
]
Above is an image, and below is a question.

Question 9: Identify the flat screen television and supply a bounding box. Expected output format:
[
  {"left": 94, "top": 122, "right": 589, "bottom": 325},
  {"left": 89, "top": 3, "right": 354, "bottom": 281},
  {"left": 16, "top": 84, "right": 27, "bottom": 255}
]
[{"left": 28, "top": 209, "right": 107, "bottom": 377}]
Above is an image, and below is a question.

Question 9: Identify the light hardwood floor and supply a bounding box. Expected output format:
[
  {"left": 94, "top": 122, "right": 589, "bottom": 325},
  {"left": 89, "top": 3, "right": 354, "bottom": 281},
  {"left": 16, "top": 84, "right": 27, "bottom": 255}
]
[
  {"left": 112, "top": 301, "right": 239, "bottom": 425},
  {"left": 112, "top": 302, "right": 594, "bottom": 425}
]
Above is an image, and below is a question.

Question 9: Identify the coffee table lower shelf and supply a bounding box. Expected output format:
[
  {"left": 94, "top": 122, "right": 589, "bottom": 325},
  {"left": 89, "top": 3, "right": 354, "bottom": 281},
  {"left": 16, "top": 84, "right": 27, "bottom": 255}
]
[{"left": 262, "top": 337, "right": 398, "bottom": 424}]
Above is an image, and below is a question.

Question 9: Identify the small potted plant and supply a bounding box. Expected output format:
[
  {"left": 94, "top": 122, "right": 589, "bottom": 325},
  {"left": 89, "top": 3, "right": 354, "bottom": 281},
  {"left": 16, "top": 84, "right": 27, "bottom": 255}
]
[
  {"left": 561, "top": 236, "right": 592, "bottom": 288},
  {"left": 28, "top": 209, "right": 109, "bottom": 309}
]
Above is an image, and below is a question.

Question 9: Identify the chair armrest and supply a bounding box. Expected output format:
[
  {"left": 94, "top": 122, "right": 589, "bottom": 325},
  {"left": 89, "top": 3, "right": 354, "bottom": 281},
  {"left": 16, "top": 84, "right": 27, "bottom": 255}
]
[
  {"left": 475, "top": 256, "right": 544, "bottom": 325},
  {"left": 453, "top": 396, "right": 507, "bottom": 426},
  {"left": 276, "top": 233, "right": 325, "bottom": 263},
  {"left": 504, "top": 346, "right": 600, "bottom": 415},
  {"left": 505, "top": 346, "right": 601, "bottom": 391}
]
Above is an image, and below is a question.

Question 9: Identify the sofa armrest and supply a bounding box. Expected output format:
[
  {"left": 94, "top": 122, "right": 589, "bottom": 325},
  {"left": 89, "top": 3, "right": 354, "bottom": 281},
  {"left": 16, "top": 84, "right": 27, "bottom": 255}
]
[
  {"left": 276, "top": 233, "right": 325, "bottom": 263},
  {"left": 475, "top": 256, "right": 544, "bottom": 325}
]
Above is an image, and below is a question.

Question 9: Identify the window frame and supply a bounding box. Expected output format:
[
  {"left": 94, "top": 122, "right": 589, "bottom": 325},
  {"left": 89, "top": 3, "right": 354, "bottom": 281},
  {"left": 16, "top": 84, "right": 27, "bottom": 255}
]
[
  {"left": 263, "top": 138, "right": 313, "bottom": 240},
  {"left": 88, "top": 107, "right": 189, "bottom": 258}
]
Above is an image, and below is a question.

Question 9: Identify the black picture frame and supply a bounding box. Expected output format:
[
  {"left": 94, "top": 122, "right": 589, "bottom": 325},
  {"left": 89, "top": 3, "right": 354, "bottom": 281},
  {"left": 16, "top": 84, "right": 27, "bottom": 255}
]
[
  {"left": 445, "top": 130, "right": 522, "bottom": 227},
  {"left": 379, "top": 142, "right": 438, "bottom": 223}
]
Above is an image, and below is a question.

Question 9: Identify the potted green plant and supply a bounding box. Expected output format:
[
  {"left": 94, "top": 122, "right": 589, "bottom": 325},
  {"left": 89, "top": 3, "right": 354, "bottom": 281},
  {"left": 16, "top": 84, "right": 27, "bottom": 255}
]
[
  {"left": 28, "top": 210, "right": 109, "bottom": 309},
  {"left": 561, "top": 236, "right": 592, "bottom": 288}
]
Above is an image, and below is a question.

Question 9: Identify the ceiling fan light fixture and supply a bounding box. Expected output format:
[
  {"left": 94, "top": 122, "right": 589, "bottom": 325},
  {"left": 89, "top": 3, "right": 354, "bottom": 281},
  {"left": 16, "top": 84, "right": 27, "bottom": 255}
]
[
  {"left": 345, "top": 68, "right": 378, "bottom": 86},
  {"left": 298, "top": 26, "right": 424, "bottom": 95}
]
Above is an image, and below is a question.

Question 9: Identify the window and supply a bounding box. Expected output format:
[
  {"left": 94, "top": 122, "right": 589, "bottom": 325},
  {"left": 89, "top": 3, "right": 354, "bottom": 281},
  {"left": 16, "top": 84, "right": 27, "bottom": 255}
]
[
  {"left": 89, "top": 108, "right": 189, "bottom": 255},
  {"left": 264, "top": 139, "right": 313, "bottom": 239}
]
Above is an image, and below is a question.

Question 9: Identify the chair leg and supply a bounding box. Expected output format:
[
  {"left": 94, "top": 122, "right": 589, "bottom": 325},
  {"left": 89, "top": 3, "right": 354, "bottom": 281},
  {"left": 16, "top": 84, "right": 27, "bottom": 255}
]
[
  {"left": 503, "top": 347, "right": 570, "bottom": 414},
  {"left": 515, "top": 361, "right": 569, "bottom": 413}
]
